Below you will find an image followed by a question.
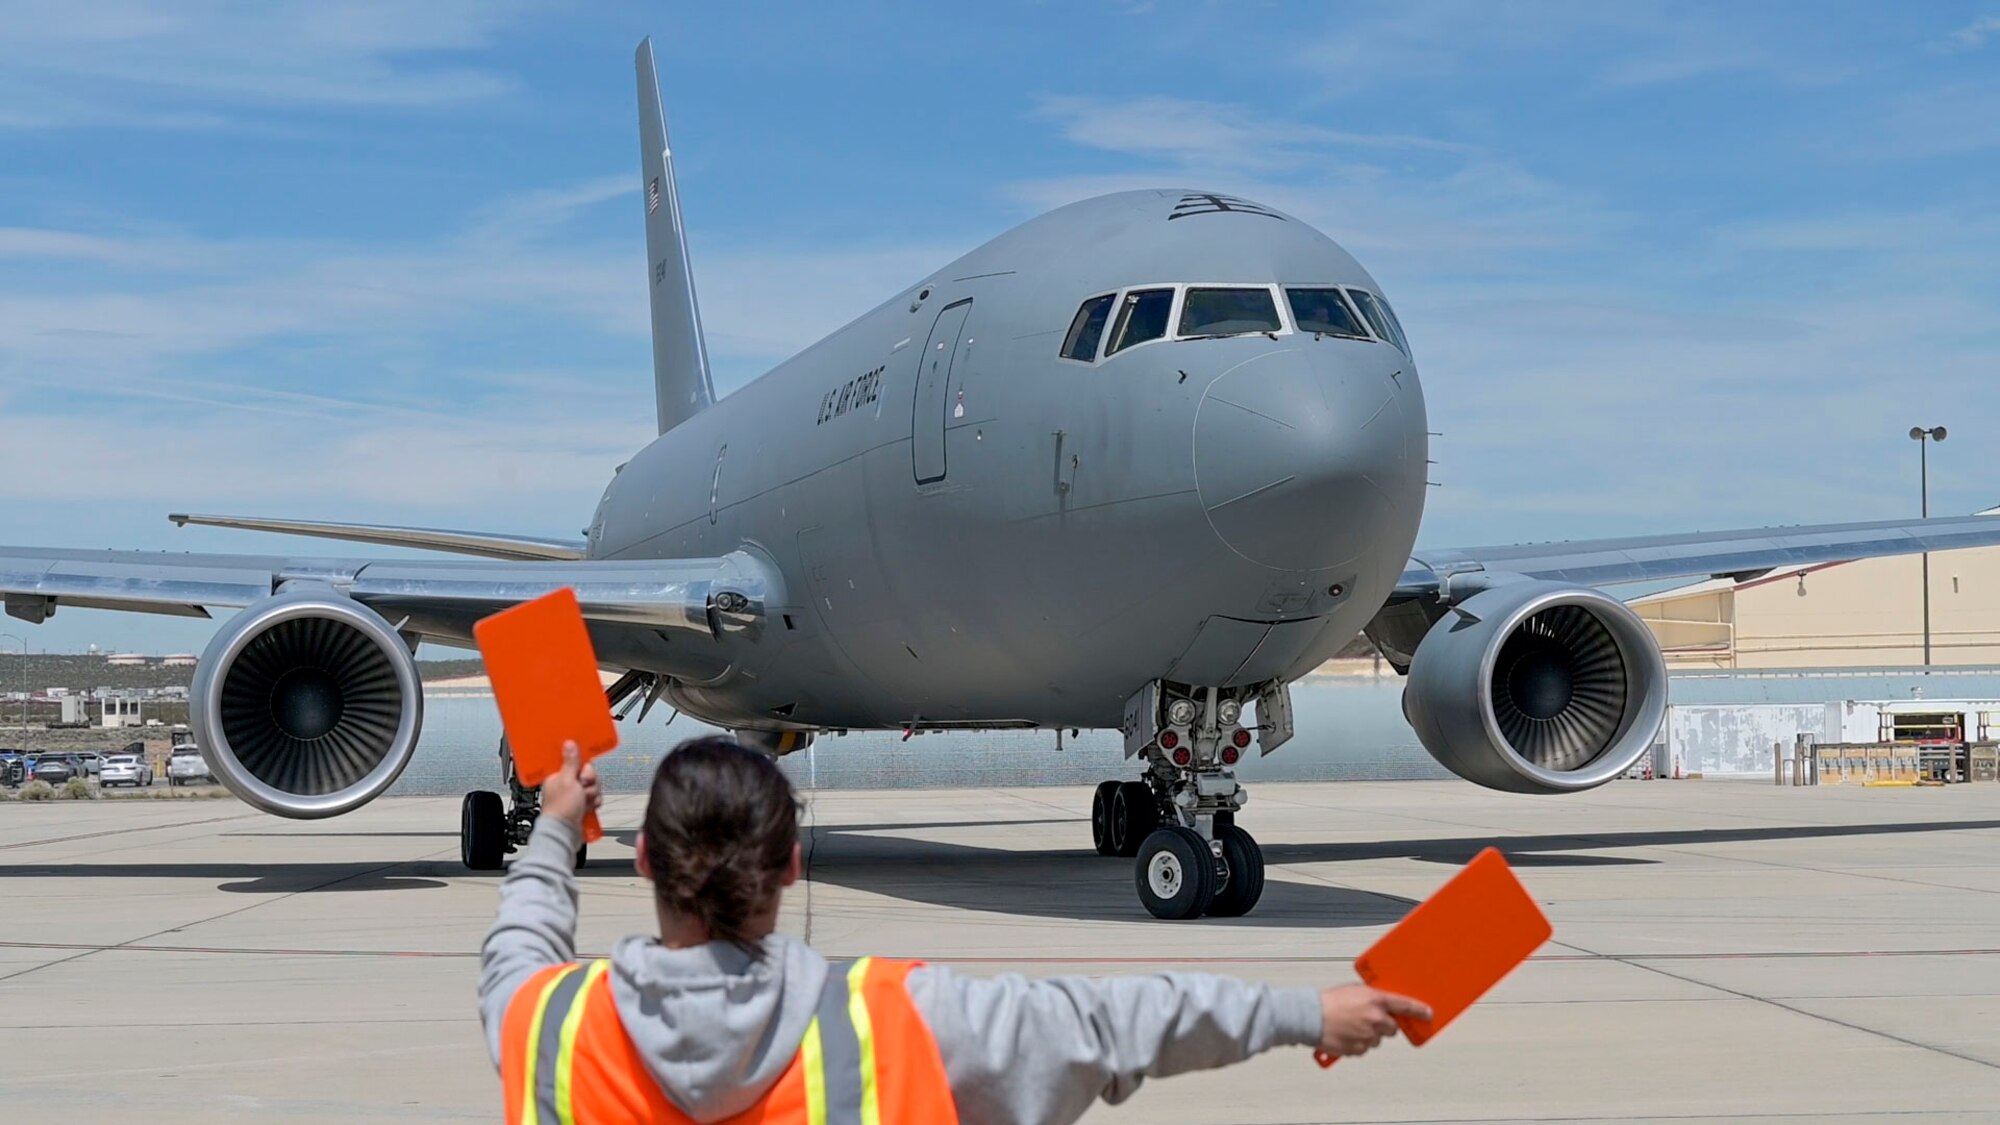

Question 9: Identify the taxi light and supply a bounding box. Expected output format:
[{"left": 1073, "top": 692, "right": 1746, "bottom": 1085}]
[
  {"left": 1231, "top": 728, "right": 1252, "bottom": 749},
  {"left": 1172, "top": 747, "right": 1192, "bottom": 766},
  {"left": 1221, "top": 745, "right": 1240, "bottom": 765},
  {"left": 1159, "top": 729, "right": 1180, "bottom": 751}
]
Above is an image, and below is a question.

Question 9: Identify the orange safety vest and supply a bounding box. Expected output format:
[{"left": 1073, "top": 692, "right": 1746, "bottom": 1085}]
[{"left": 500, "top": 956, "right": 958, "bottom": 1125}]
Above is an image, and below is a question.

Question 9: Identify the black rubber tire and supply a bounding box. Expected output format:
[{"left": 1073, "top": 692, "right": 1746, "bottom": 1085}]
[
  {"left": 461, "top": 791, "right": 507, "bottom": 871},
  {"left": 1090, "top": 780, "right": 1121, "bottom": 856},
  {"left": 1110, "top": 781, "right": 1159, "bottom": 858},
  {"left": 1134, "top": 826, "right": 1218, "bottom": 920},
  {"left": 1206, "top": 824, "right": 1266, "bottom": 918}
]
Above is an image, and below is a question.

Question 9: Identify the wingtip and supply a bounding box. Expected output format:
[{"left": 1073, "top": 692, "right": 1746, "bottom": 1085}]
[{"left": 167, "top": 513, "right": 189, "bottom": 527}]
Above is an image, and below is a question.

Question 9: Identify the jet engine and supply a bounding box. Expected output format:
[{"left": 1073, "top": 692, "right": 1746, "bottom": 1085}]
[
  {"left": 1402, "top": 579, "right": 1667, "bottom": 794},
  {"left": 190, "top": 586, "right": 423, "bottom": 818}
]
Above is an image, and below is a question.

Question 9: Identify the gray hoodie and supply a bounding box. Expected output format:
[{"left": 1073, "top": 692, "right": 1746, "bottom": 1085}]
[{"left": 481, "top": 816, "right": 1324, "bottom": 1125}]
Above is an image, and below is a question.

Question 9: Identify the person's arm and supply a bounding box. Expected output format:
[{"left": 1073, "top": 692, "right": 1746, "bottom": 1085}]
[
  {"left": 476, "top": 744, "right": 600, "bottom": 1066},
  {"left": 905, "top": 966, "right": 1424, "bottom": 1125},
  {"left": 476, "top": 814, "right": 582, "bottom": 1064}
]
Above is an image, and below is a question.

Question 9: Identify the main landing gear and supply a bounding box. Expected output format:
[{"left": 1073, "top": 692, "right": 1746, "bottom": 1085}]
[
  {"left": 461, "top": 670, "right": 656, "bottom": 872},
  {"left": 1092, "top": 685, "right": 1270, "bottom": 920},
  {"left": 460, "top": 740, "right": 566, "bottom": 870}
]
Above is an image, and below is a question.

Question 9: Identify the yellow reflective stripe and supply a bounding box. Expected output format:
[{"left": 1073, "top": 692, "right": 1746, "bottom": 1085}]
[
  {"left": 800, "top": 1015, "right": 828, "bottom": 1125},
  {"left": 845, "top": 958, "right": 881, "bottom": 1125},
  {"left": 552, "top": 960, "right": 609, "bottom": 1125},
  {"left": 519, "top": 965, "right": 581, "bottom": 1125}
]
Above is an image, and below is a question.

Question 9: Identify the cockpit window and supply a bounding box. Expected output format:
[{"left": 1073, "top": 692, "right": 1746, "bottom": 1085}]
[
  {"left": 1285, "top": 288, "right": 1369, "bottom": 339},
  {"left": 1178, "top": 287, "right": 1282, "bottom": 339},
  {"left": 1346, "top": 288, "right": 1411, "bottom": 356},
  {"left": 1106, "top": 288, "right": 1174, "bottom": 355},
  {"left": 1060, "top": 294, "right": 1114, "bottom": 361}
]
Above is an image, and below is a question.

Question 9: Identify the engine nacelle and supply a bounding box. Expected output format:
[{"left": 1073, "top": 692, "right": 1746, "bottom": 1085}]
[
  {"left": 190, "top": 587, "right": 423, "bottom": 818},
  {"left": 1403, "top": 579, "right": 1667, "bottom": 794}
]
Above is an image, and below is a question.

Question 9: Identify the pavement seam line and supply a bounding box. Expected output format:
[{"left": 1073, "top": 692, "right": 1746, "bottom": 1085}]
[
  {"left": 1547, "top": 936, "right": 2000, "bottom": 1074},
  {"left": 0, "top": 811, "right": 258, "bottom": 851},
  {"left": 0, "top": 844, "right": 454, "bottom": 985}
]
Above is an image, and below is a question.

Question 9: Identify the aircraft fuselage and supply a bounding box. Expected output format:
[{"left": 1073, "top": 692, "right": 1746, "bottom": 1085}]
[{"left": 588, "top": 190, "right": 1429, "bottom": 731}]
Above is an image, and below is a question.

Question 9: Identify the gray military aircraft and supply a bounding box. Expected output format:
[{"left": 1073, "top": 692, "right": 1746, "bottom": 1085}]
[{"left": 6, "top": 39, "right": 1999, "bottom": 918}]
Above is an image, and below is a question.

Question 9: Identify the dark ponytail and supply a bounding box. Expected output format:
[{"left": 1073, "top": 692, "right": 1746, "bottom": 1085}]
[{"left": 641, "top": 736, "right": 801, "bottom": 955}]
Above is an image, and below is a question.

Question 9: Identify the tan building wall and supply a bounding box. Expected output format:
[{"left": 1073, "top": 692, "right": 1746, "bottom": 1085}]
[{"left": 1633, "top": 546, "right": 2000, "bottom": 668}]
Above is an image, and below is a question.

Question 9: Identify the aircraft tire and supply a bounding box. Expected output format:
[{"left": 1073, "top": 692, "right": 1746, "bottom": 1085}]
[
  {"left": 1205, "top": 824, "right": 1265, "bottom": 918},
  {"left": 461, "top": 790, "right": 507, "bottom": 871},
  {"left": 1110, "top": 781, "right": 1158, "bottom": 858},
  {"left": 1090, "top": 780, "right": 1121, "bottom": 855},
  {"left": 1134, "top": 826, "right": 1217, "bottom": 920}
]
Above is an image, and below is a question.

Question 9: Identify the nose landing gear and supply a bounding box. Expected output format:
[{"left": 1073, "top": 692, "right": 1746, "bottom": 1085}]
[{"left": 1101, "top": 682, "right": 1279, "bottom": 919}]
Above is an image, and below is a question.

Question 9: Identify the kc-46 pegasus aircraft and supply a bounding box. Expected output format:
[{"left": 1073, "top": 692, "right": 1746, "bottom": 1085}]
[{"left": 7, "top": 40, "right": 1999, "bottom": 918}]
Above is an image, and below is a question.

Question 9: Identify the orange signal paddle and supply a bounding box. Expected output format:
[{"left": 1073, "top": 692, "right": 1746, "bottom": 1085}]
[
  {"left": 1316, "top": 847, "right": 1551, "bottom": 1067},
  {"left": 473, "top": 588, "right": 619, "bottom": 844}
]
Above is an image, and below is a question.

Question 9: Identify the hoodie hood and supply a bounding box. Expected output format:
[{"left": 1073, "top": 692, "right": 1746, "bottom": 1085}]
[{"left": 607, "top": 932, "right": 827, "bottom": 1123}]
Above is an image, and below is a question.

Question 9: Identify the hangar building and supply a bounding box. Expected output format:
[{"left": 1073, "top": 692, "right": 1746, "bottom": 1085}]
[{"left": 1631, "top": 508, "right": 2000, "bottom": 668}]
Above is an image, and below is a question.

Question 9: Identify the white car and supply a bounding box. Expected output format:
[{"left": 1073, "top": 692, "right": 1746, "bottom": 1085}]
[
  {"left": 100, "top": 754, "right": 153, "bottom": 787},
  {"left": 168, "top": 748, "right": 213, "bottom": 786}
]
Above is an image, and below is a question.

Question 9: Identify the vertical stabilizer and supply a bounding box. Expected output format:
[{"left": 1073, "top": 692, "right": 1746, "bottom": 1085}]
[{"left": 635, "top": 38, "right": 714, "bottom": 434}]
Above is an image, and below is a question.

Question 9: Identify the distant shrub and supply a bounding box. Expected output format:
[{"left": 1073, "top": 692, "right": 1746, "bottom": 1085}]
[
  {"left": 61, "top": 777, "right": 97, "bottom": 800},
  {"left": 19, "top": 781, "right": 55, "bottom": 801}
]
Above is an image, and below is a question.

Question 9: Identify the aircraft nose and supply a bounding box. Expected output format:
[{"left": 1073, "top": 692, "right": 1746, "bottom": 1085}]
[{"left": 1192, "top": 347, "right": 1414, "bottom": 572}]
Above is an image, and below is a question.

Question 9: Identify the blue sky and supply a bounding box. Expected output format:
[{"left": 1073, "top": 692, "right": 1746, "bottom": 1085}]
[{"left": 2, "top": 1, "right": 1997, "bottom": 653}]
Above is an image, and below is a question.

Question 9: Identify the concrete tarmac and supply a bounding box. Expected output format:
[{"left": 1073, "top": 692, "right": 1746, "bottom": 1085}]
[{"left": 3, "top": 779, "right": 1999, "bottom": 1122}]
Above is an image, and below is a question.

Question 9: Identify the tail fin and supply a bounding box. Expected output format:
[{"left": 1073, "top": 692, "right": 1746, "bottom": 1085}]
[{"left": 635, "top": 37, "right": 714, "bottom": 434}]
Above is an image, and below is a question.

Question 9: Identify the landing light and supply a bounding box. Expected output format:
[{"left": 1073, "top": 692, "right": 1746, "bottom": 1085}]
[
  {"left": 1217, "top": 698, "right": 1242, "bottom": 726},
  {"left": 1166, "top": 698, "right": 1198, "bottom": 726}
]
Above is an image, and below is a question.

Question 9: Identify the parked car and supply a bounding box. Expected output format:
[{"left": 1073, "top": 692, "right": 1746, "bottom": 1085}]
[
  {"left": 0, "top": 753, "right": 22, "bottom": 787},
  {"left": 75, "top": 751, "right": 104, "bottom": 777},
  {"left": 32, "top": 755, "right": 82, "bottom": 785},
  {"left": 167, "top": 746, "right": 212, "bottom": 787},
  {"left": 100, "top": 754, "right": 153, "bottom": 788}
]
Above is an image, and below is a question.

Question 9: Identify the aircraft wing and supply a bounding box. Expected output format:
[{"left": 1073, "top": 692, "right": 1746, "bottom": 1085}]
[
  {"left": 0, "top": 546, "right": 776, "bottom": 643},
  {"left": 166, "top": 513, "right": 589, "bottom": 561},
  {"left": 1399, "top": 514, "right": 2000, "bottom": 597}
]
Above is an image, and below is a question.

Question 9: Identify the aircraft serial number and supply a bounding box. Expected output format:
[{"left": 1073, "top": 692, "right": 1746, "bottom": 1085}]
[{"left": 817, "top": 365, "right": 885, "bottom": 425}]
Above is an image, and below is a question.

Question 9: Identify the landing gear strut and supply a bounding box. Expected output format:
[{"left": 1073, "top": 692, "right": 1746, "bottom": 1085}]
[
  {"left": 1097, "top": 683, "right": 1271, "bottom": 920},
  {"left": 460, "top": 670, "right": 655, "bottom": 871}
]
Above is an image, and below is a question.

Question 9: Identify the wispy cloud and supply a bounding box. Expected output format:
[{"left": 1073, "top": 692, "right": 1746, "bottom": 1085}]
[
  {"left": 1034, "top": 96, "right": 1467, "bottom": 172},
  {"left": 1019, "top": 96, "right": 1616, "bottom": 272},
  {"left": 1293, "top": 3, "right": 1854, "bottom": 94},
  {"left": 1942, "top": 15, "right": 2000, "bottom": 51},
  {"left": 0, "top": 0, "right": 536, "bottom": 128}
]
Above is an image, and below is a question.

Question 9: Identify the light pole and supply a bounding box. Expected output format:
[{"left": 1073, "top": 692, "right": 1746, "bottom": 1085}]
[
  {"left": 1909, "top": 426, "right": 1948, "bottom": 666},
  {"left": 0, "top": 633, "right": 23, "bottom": 727}
]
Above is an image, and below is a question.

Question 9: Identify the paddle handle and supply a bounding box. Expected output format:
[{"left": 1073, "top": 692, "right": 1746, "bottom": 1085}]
[
  {"left": 1314, "top": 1050, "right": 1339, "bottom": 1069},
  {"left": 582, "top": 809, "right": 603, "bottom": 844}
]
